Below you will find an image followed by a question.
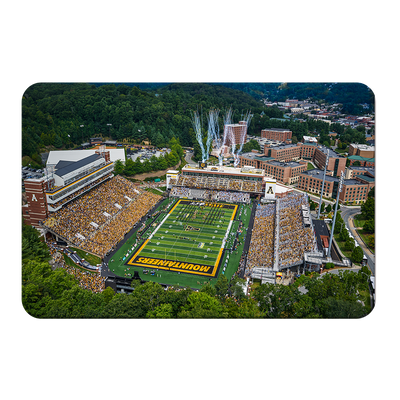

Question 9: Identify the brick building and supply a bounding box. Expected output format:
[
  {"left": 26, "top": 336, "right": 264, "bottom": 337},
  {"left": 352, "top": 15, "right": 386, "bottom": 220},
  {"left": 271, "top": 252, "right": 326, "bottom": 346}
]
[
  {"left": 345, "top": 166, "right": 375, "bottom": 180},
  {"left": 261, "top": 128, "right": 292, "bottom": 142},
  {"left": 348, "top": 143, "right": 375, "bottom": 158},
  {"left": 239, "top": 153, "right": 307, "bottom": 184},
  {"left": 23, "top": 178, "right": 50, "bottom": 228},
  {"left": 297, "top": 168, "right": 373, "bottom": 204},
  {"left": 263, "top": 160, "right": 307, "bottom": 184},
  {"left": 263, "top": 142, "right": 346, "bottom": 177},
  {"left": 223, "top": 121, "right": 248, "bottom": 146},
  {"left": 347, "top": 155, "right": 375, "bottom": 167}
]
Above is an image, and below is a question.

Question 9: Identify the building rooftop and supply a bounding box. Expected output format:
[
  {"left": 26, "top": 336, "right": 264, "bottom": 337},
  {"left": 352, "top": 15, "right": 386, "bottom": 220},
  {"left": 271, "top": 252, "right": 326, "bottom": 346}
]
[
  {"left": 262, "top": 128, "right": 292, "bottom": 132},
  {"left": 351, "top": 143, "right": 375, "bottom": 151},
  {"left": 267, "top": 160, "right": 303, "bottom": 168},
  {"left": 55, "top": 154, "right": 102, "bottom": 177},
  {"left": 344, "top": 179, "right": 366, "bottom": 186},
  {"left": 270, "top": 143, "right": 299, "bottom": 150},
  {"left": 348, "top": 166, "right": 375, "bottom": 175},
  {"left": 348, "top": 155, "right": 375, "bottom": 162},
  {"left": 300, "top": 169, "right": 339, "bottom": 182},
  {"left": 357, "top": 175, "right": 375, "bottom": 183},
  {"left": 303, "top": 136, "right": 318, "bottom": 142},
  {"left": 255, "top": 156, "right": 275, "bottom": 162},
  {"left": 312, "top": 144, "right": 343, "bottom": 159},
  {"left": 46, "top": 149, "right": 126, "bottom": 167},
  {"left": 240, "top": 152, "right": 277, "bottom": 162}
]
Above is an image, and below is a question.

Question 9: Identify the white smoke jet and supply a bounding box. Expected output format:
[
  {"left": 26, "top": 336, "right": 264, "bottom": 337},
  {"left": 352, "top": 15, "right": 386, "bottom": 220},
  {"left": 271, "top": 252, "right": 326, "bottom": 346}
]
[
  {"left": 191, "top": 109, "right": 206, "bottom": 162},
  {"left": 207, "top": 108, "right": 223, "bottom": 165},
  {"left": 234, "top": 111, "right": 253, "bottom": 167},
  {"left": 222, "top": 107, "right": 233, "bottom": 148}
]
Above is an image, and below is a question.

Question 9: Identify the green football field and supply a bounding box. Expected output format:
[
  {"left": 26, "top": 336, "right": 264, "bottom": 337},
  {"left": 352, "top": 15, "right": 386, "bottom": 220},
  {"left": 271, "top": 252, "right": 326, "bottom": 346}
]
[{"left": 125, "top": 199, "right": 238, "bottom": 277}]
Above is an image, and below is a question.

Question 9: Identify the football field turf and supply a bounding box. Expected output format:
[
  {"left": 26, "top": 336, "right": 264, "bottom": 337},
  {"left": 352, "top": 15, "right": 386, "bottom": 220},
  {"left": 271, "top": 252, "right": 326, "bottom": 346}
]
[{"left": 125, "top": 199, "right": 238, "bottom": 277}]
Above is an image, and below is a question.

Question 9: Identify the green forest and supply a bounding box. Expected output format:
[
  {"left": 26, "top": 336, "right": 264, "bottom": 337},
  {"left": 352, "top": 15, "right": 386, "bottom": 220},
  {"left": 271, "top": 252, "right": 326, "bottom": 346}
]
[
  {"left": 22, "top": 222, "right": 372, "bottom": 319},
  {"left": 22, "top": 82, "right": 373, "bottom": 167},
  {"left": 22, "top": 83, "right": 273, "bottom": 161}
]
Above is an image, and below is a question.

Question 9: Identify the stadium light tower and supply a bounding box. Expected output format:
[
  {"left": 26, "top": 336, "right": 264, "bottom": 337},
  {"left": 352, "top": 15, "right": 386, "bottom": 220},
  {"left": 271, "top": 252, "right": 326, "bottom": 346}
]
[
  {"left": 317, "top": 151, "right": 329, "bottom": 219},
  {"left": 327, "top": 171, "right": 344, "bottom": 259}
]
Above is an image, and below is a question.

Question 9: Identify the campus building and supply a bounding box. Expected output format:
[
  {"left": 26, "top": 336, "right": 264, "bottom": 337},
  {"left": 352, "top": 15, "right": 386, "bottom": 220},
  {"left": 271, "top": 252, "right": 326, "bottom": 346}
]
[
  {"left": 348, "top": 143, "right": 375, "bottom": 158},
  {"left": 240, "top": 142, "right": 346, "bottom": 178},
  {"left": 347, "top": 155, "right": 375, "bottom": 167},
  {"left": 263, "top": 160, "right": 308, "bottom": 184},
  {"left": 223, "top": 121, "right": 248, "bottom": 146},
  {"left": 347, "top": 143, "right": 375, "bottom": 167},
  {"left": 297, "top": 168, "right": 373, "bottom": 204},
  {"left": 261, "top": 128, "right": 292, "bottom": 142},
  {"left": 266, "top": 143, "right": 346, "bottom": 177}
]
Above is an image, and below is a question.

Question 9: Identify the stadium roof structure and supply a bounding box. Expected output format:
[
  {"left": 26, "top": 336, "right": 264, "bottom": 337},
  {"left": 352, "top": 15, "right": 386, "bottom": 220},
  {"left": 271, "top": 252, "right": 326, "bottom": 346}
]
[
  {"left": 46, "top": 149, "right": 126, "bottom": 167},
  {"left": 55, "top": 154, "right": 101, "bottom": 177}
]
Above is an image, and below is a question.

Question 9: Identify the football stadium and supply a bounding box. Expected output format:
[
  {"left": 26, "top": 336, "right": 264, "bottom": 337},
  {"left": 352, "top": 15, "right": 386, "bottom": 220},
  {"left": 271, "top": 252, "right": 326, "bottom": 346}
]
[
  {"left": 126, "top": 199, "right": 238, "bottom": 276},
  {"left": 24, "top": 149, "right": 342, "bottom": 292}
]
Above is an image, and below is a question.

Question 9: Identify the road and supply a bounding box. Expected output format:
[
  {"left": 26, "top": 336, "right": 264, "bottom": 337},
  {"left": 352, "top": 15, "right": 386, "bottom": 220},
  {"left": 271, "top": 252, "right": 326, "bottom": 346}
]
[
  {"left": 185, "top": 151, "right": 197, "bottom": 166},
  {"left": 340, "top": 206, "right": 375, "bottom": 275},
  {"left": 292, "top": 183, "right": 376, "bottom": 275}
]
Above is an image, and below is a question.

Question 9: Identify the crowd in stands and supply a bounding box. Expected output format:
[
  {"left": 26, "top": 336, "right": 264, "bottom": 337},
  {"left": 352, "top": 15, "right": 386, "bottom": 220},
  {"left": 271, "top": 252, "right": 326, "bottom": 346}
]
[
  {"left": 246, "top": 192, "right": 317, "bottom": 273},
  {"left": 170, "top": 186, "right": 191, "bottom": 197},
  {"left": 170, "top": 186, "right": 250, "bottom": 203},
  {"left": 247, "top": 202, "right": 276, "bottom": 272},
  {"left": 175, "top": 175, "right": 262, "bottom": 193},
  {"left": 48, "top": 173, "right": 113, "bottom": 209},
  {"left": 43, "top": 175, "right": 162, "bottom": 258},
  {"left": 47, "top": 241, "right": 106, "bottom": 293},
  {"left": 277, "top": 192, "right": 317, "bottom": 268}
]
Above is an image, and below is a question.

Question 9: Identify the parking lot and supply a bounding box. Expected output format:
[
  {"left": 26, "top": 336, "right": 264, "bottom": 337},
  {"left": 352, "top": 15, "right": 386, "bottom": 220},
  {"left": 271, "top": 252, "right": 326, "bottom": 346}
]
[{"left": 19, "top": 165, "right": 43, "bottom": 179}]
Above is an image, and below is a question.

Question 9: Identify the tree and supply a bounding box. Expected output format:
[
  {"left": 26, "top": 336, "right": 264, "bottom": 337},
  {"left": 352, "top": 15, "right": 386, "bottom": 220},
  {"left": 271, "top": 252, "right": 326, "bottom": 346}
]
[
  {"left": 235, "top": 298, "right": 263, "bottom": 318},
  {"left": 345, "top": 237, "right": 355, "bottom": 252},
  {"left": 113, "top": 159, "right": 124, "bottom": 175},
  {"left": 133, "top": 157, "right": 143, "bottom": 174},
  {"left": 130, "top": 281, "right": 166, "bottom": 317},
  {"left": 152, "top": 132, "right": 164, "bottom": 147},
  {"left": 339, "top": 227, "right": 349, "bottom": 242},
  {"left": 214, "top": 275, "right": 229, "bottom": 300},
  {"left": 368, "top": 234, "right": 375, "bottom": 249},
  {"left": 150, "top": 155, "right": 159, "bottom": 171},
  {"left": 123, "top": 158, "right": 136, "bottom": 176},
  {"left": 169, "top": 137, "right": 184, "bottom": 159},
  {"left": 229, "top": 276, "right": 247, "bottom": 301},
  {"left": 54, "top": 134, "right": 63, "bottom": 148},
  {"left": 146, "top": 303, "right": 173, "bottom": 318},
  {"left": 361, "top": 197, "right": 374, "bottom": 220},
  {"left": 102, "top": 286, "right": 115, "bottom": 304},
  {"left": 319, "top": 297, "right": 367, "bottom": 318},
  {"left": 326, "top": 204, "right": 332, "bottom": 214},
  {"left": 157, "top": 155, "right": 168, "bottom": 170},
  {"left": 200, "top": 283, "right": 217, "bottom": 297},
  {"left": 351, "top": 246, "right": 364, "bottom": 264},
  {"left": 143, "top": 159, "right": 152, "bottom": 173},
  {"left": 363, "top": 219, "right": 375, "bottom": 233},
  {"left": 177, "top": 291, "right": 225, "bottom": 318}
]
